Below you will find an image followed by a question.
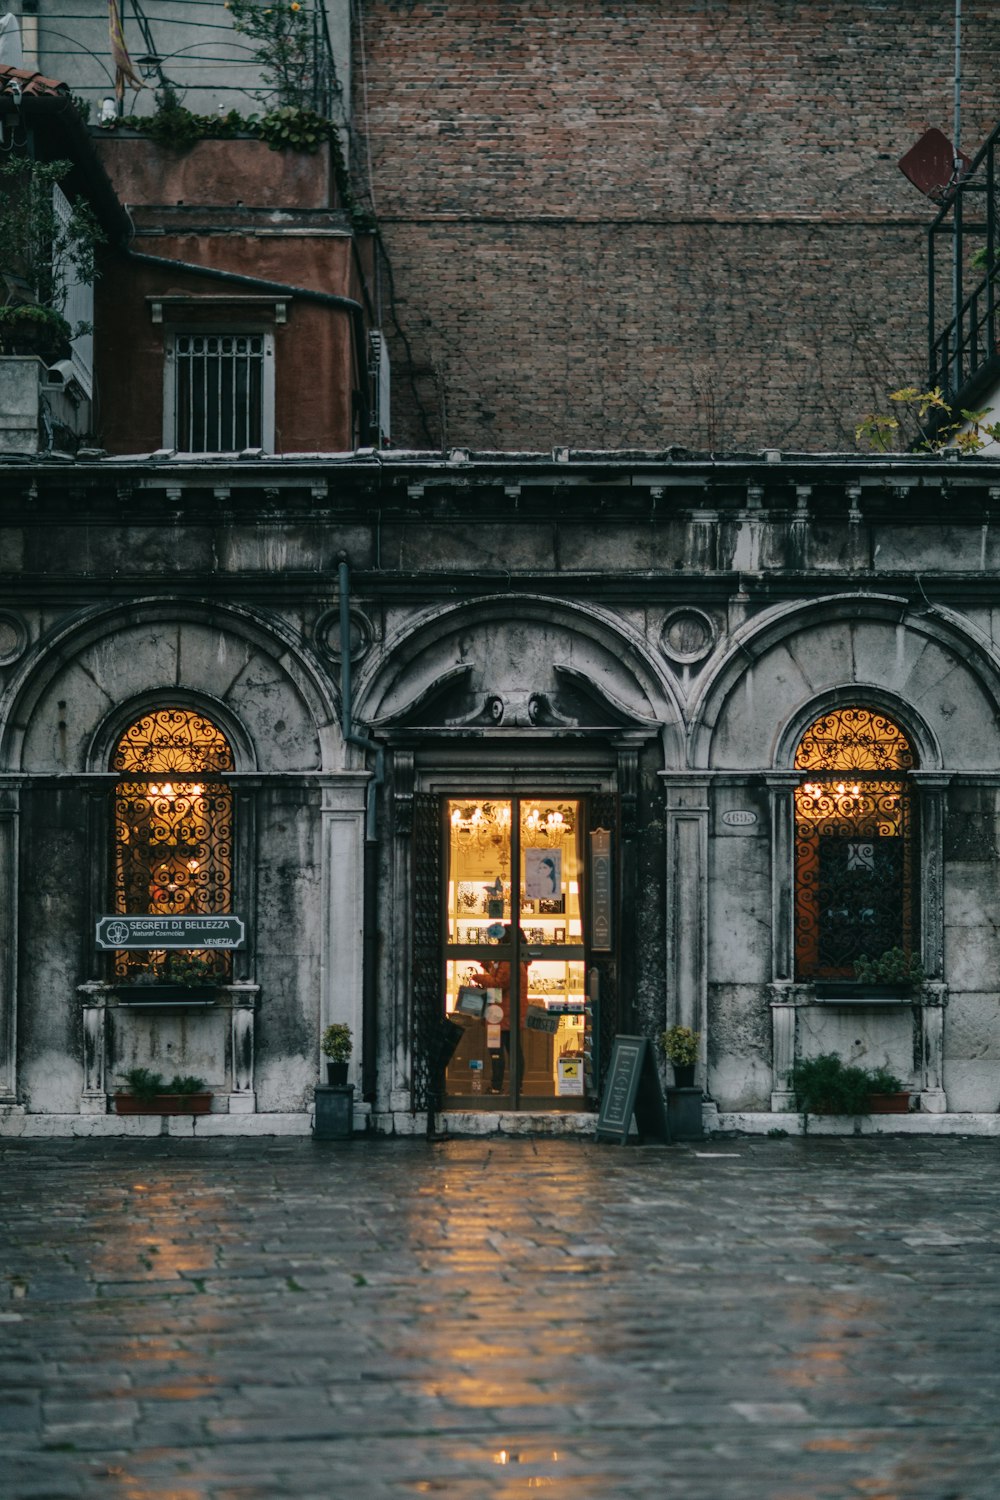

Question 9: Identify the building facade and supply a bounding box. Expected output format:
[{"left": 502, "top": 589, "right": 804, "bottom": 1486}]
[
  {"left": 3, "top": 14, "right": 1000, "bottom": 1135},
  {"left": 1, "top": 448, "right": 1000, "bottom": 1134}
]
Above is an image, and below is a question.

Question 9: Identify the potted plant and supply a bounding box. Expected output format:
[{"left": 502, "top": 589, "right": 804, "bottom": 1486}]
[
  {"left": 788, "top": 1054, "right": 872, "bottom": 1115},
  {"left": 867, "top": 1065, "right": 911, "bottom": 1114},
  {"left": 0, "top": 156, "right": 103, "bottom": 359},
  {"left": 113, "top": 1068, "right": 212, "bottom": 1115},
  {"left": 321, "top": 1022, "right": 352, "bottom": 1085},
  {"left": 788, "top": 1054, "right": 912, "bottom": 1117},
  {"left": 660, "top": 1025, "right": 700, "bottom": 1088}
]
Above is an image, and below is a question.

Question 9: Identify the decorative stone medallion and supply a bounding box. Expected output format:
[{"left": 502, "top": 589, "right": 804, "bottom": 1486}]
[
  {"left": 660, "top": 607, "right": 717, "bottom": 664},
  {"left": 316, "top": 607, "right": 372, "bottom": 664},
  {"left": 0, "top": 611, "right": 28, "bottom": 666}
]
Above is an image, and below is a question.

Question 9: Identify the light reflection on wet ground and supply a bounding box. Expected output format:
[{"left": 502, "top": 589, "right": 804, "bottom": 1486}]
[{"left": 1, "top": 1135, "right": 998, "bottom": 1498}]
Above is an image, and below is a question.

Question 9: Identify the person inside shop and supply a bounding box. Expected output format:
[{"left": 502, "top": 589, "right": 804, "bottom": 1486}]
[{"left": 473, "top": 926, "right": 530, "bottom": 1094}]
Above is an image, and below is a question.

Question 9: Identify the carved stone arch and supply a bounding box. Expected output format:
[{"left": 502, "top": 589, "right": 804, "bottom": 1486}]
[
  {"left": 354, "top": 593, "right": 684, "bottom": 764},
  {"left": 688, "top": 593, "right": 1000, "bottom": 772},
  {"left": 0, "top": 597, "right": 342, "bottom": 774}
]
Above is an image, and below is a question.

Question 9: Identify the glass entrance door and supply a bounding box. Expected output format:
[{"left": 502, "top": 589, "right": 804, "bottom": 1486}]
[{"left": 443, "top": 797, "right": 588, "bottom": 1108}]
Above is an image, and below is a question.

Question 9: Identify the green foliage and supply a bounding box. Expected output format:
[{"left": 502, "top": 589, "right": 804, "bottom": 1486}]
[
  {"left": 124, "top": 88, "right": 246, "bottom": 150},
  {"left": 787, "top": 1053, "right": 908, "bottom": 1114},
  {"left": 787, "top": 1054, "right": 873, "bottom": 1115},
  {"left": 856, "top": 385, "right": 1000, "bottom": 455},
  {"left": 167, "top": 1074, "right": 207, "bottom": 1094},
  {"left": 162, "top": 952, "right": 221, "bottom": 987},
  {"left": 118, "top": 951, "right": 221, "bottom": 986},
  {"left": 970, "top": 246, "right": 999, "bottom": 273},
  {"left": 321, "top": 1022, "right": 352, "bottom": 1062},
  {"left": 119, "top": 1067, "right": 166, "bottom": 1100},
  {"left": 255, "top": 105, "right": 328, "bottom": 153},
  {"left": 0, "top": 304, "right": 73, "bottom": 356},
  {"left": 867, "top": 1065, "right": 904, "bottom": 1095},
  {"left": 659, "top": 1025, "right": 700, "bottom": 1066},
  {"left": 0, "top": 156, "right": 104, "bottom": 324},
  {"left": 853, "top": 947, "right": 924, "bottom": 986},
  {"left": 118, "top": 1067, "right": 206, "bottom": 1098},
  {"left": 225, "top": 0, "right": 315, "bottom": 110}
]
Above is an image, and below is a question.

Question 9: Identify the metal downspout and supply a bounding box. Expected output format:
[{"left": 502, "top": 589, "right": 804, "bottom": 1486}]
[{"left": 338, "top": 557, "right": 382, "bottom": 1102}]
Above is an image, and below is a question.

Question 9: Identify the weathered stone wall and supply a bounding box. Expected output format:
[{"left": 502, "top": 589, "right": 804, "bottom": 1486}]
[{"left": 354, "top": 0, "right": 1000, "bottom": 450}]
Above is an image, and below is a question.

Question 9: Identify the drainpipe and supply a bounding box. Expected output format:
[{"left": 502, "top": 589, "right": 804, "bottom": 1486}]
[{"left": 338, "top": 555, "right": 382, "bottom": 1102}]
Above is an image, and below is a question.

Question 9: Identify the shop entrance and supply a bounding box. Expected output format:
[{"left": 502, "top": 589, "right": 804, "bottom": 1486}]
[{"left": 442, "top": 797, "right": 592, "bottom": 1108}]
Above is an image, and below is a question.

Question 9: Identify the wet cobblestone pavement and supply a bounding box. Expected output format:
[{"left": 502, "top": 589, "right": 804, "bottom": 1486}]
[{"left": 1, "top": 1134, "right": 998, "bottom": 1499}]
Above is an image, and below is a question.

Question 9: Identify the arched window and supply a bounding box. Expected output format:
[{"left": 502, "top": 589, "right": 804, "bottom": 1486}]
[
  {"left": 112, "top": 708, "right": 235, "bottom": 982},
  {"left": 794, "top": 707, "right": 917, "bottom": 980}
]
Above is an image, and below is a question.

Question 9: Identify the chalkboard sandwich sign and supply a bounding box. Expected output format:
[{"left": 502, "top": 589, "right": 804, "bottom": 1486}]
[{"left": 596, "top": 1035, "right": 670, "bottom": 1145}]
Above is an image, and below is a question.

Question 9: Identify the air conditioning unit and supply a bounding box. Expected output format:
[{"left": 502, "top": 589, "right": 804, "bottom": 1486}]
[{"left": 369, "top": 329, "right": 391, "bottom": 447}]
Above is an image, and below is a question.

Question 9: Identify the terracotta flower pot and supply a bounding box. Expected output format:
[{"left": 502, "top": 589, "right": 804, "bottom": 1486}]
[
  {"left": 868, "top": 1091, "right": 911, "bottom": 1114},
  {"left": 114, "top": 1092, "right": 213, "bottom": 1115}
]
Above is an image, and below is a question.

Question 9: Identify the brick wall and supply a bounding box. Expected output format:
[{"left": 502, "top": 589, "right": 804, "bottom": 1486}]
[{"left": 353, "top": 1, "right": 1000, "bottom": 450}]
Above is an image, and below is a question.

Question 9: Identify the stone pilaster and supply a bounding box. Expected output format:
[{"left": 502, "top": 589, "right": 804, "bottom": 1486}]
[
  {"left": 78, "top": 984, "right": 107, "bottom": 1113},
  {"left": 320, "top": 775, "right": 369, "bottom": 1088},
  {"left": 228, "top": 985, "right": 259, "bottom": 1112},
  {"left": 0, "top": 790, "right": 17, "bottom": 1104},
  {"left": 661, "top": 775, "right": 709, "bottom": 1083},
  {"left": 916, "top": 981, "right": 948, "bottom": 1112}
]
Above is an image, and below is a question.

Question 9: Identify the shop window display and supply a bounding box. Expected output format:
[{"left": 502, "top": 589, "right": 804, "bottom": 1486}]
[{"left": 443, "top": 798, "right": 588, "bottom": 1105}]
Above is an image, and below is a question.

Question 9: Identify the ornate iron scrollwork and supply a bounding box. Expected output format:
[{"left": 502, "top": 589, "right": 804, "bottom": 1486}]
[
  {"left": 111, "top": 710, "right": 236, "bottom": 981},
  {"left": 793, "top": 709, "right": 917, "bottom": 979}
]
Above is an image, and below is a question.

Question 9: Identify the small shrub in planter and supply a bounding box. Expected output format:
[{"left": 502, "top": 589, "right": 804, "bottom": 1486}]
[
  {"left": 787, "top": 1054, "right": 874, "bottom": 1115},
  {"left": 659, "top": 1024, "right": 699, "bottom": 1087},
  {"left": 320, "top": 1023, "right": 352, "bottom": 1084},
  {"left": 114, "top": 1067, "right": 212, "bottom": 1114},
  {"left": 788, "top": 1055, "right": 912, "bottom": 1116},
  {"left": 867, "top": 1066, "right": 911, "bottom": 1113}
]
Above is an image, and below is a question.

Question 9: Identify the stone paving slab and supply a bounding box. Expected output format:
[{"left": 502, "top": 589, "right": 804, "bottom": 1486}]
[{"left": 1, "top": 1135, "right": 999, "bottom": 1498}]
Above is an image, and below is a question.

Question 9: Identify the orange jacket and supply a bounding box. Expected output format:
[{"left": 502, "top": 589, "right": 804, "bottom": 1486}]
[{"left": 478, "top": 959, "right": 530, "bottom": 1028}]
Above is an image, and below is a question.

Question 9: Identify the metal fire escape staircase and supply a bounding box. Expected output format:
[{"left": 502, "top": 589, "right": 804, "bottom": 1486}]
[{"left": 928, "top": 116, "right": 1000, "bottom": 407}]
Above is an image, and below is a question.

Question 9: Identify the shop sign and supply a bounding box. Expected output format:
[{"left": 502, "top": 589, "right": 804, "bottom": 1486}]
[
  {"left": 95, "top": 915, "right": 246, "bottom": 950},
  {"left": 589, "top": 827, "right": 613, "bottom": 951},
  {"left": 525, "top": 1005, "right": 560, "bottom": 1034}
]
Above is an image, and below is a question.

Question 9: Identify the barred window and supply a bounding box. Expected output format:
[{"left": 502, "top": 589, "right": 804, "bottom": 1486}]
[
  {"left": 112, "top": 709, "right": 235, "bottom": 983},
  {"left": 168, "top": 332, "right": 273, "bottom": 452},
  {"left": 793, "top": 707, "right": 918, "bottom": 980}
]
